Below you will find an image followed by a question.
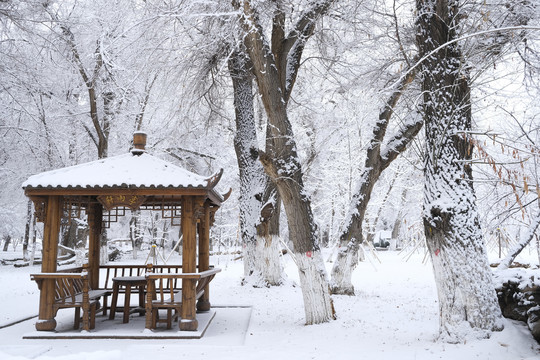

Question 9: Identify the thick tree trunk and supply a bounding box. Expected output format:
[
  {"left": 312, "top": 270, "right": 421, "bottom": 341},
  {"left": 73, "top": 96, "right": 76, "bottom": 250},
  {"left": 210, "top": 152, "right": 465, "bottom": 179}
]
[
  {"left": 61, "top": 218, "right": 88, "bottom": 250},
  {"left": 229, "top": 50, "right": 264, "bottom": 281},
  {"left": 260, "top": 149, "right": 335, "bottom": 324},
  {"left": 417, "top": 0, "right": 502, "bottom": 342},
  {"left": 229, "top": 50, "right": 284, "bottom": 286}
]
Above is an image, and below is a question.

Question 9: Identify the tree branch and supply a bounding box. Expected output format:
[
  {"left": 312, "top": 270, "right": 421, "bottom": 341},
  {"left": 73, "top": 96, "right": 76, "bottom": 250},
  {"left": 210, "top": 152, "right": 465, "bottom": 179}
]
[
  {"left": 280, "top": 0, "right": 335, "bottom": 102},
  {"left": 58, "top": 22, "right": 105, "bottom": 154},
  {"left": 134, "top": 74, "right": 158, "bottom": 131},
  {"left": 81, "top": 122, "right": 98, "bottom": 149}
]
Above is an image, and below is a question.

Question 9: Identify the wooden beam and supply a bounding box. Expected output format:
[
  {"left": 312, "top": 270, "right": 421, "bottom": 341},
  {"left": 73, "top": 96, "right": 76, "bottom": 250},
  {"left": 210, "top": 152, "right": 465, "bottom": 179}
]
[
  {"left": 180, "top": 196, "right": 198, "bottom": 331},
  {"left": 36, "top": 195, "right": 62, "bottom": 331}
]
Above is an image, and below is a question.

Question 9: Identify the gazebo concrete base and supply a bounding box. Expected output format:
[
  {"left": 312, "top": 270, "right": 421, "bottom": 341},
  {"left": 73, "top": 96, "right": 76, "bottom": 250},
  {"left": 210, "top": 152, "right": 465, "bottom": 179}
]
[{"left": 23, "top": 311, "right": 216, "bottom": 340}]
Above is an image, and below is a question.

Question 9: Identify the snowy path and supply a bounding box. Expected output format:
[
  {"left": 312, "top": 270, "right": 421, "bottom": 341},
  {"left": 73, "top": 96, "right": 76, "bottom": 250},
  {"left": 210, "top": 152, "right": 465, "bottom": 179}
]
[{"left": 0, "top": 250, "right": 538, "bottom": 359}]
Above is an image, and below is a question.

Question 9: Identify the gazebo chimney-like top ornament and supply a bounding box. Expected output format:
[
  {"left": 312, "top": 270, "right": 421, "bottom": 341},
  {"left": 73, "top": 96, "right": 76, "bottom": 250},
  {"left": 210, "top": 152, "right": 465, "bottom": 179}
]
[{"left": 132, "top": 131, "right": 147, "bottom": 155}]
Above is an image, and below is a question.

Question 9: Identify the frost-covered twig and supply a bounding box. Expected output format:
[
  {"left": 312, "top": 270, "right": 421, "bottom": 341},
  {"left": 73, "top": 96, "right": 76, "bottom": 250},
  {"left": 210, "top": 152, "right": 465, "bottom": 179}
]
[{"left": 497, "top": 209, "right": 540, "bottom": 270}]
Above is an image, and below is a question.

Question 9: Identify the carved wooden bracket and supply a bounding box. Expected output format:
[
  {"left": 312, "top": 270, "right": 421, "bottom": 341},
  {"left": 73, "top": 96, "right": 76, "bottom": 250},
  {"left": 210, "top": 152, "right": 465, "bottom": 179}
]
[
  {"left": 29, "top": 196, "right": 47, "bottom": 223},
  {"left": 209, "top": 206, "right": 218, "bottom": 227},
  {"left": 193, "top": 200, "right": 205, "bottom": 225},
  {"left": 34, "top": 199, "right": 47, "bottom": 223}
]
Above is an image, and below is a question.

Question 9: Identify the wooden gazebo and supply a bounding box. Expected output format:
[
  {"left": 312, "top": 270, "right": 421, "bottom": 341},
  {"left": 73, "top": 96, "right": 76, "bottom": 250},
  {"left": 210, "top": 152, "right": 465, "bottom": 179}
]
[{"left": 22, "top": 132, "right": 227, "bottom": 332}]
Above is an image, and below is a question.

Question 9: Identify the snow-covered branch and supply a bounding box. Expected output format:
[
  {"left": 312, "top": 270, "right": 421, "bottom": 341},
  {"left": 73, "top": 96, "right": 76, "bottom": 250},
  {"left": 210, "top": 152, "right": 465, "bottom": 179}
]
[{"left": 497, "top": 209, "right": 540, "bottom": 270}]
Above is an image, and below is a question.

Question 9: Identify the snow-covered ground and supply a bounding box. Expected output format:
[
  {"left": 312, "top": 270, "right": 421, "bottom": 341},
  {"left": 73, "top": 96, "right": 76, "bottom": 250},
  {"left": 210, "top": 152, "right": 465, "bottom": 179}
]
[{"left": 0, "top": 248, "right": 539, "bottom": 360}]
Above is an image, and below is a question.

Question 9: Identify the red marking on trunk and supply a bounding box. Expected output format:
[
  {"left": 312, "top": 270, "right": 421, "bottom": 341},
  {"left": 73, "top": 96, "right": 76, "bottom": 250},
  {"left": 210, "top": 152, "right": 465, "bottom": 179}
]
[
  {"left": 435, "top": 249, "right": 440, "bottom": 256},
  {"left": 306, "top": 251, "right": 312, "bottom": 258}
]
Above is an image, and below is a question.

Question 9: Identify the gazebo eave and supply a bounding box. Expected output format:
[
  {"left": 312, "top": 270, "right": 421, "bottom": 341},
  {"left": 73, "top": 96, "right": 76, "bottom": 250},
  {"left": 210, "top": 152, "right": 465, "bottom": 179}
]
[{"left": 24, "top": 186, "right": 224, "bottom": 207}]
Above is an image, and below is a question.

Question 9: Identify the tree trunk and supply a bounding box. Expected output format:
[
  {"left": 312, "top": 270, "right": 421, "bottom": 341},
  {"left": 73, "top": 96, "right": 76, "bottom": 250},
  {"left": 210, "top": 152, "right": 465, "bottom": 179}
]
[
  {"left": 229, "top": 50, "right": 284, "bottom": 286},
  {"left": 23, "top": 199, "right": 32, "bottom": 261},
  {"left": 236, "top": 0, "right": 335, "bottom": 324},
  {"left": 2, "top": 235, "right": 11, "bottom": 252},
  {"left": 255, "top": 184, "right": 283, "bottom": 286},
  {"left": 390, "top": 188, "right": 409, "bottom": 249},
  {"left": 229, "top": 50, "right": 266, "bottom": 283},
  {"left": 30, "top": 213, "right": 37, "bottom": 266},
  {"left": 416, "top": 0, "right": 502, "bottom": 341},
  {"left": 255, "top": 106, "right": 285, "bottom": 286},
  {"left": 130, "top": 211, "right": 143, "bottom": 259},
  {"left": 259, "top": 143, "right": 335, "bottom": 324}
]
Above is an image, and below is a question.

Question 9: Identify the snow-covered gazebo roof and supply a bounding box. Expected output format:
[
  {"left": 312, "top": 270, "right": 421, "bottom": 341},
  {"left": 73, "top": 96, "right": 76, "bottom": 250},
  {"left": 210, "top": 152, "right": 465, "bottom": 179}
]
[
  {"left": 23, "top": 153, "right": 209, "bottom": 189},
  {"left": 23, "top": 133, "right": 225, "bottom": 207}
]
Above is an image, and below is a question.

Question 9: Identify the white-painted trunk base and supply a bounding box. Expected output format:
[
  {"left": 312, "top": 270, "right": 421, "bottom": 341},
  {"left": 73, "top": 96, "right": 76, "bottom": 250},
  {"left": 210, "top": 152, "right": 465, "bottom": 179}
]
[
  {"left": 296, "top": 250, "right": 335, "bottom": 325},
  {"left": 242, "top": 241, "right": 261, "bottom": 283},
  {"left": 258, "top": 235, "right": 284, "bottom": 286},
  {"left": 330, "top": 244, "right": 360, "bottom": 295},
  {"left": 428, "top": 240, "right": 503, "bottom": 343},
  {"left": 243, "top": 236, "right": 284, "bottom": 287},
  {"left": 100, "top": 245, "right": 108, "bottom": 265}
]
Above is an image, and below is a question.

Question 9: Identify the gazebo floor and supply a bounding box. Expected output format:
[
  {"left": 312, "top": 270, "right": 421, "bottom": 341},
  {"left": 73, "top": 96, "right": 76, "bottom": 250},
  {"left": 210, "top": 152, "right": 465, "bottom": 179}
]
[{"left": 23, "top": 310, "right": 216, "bottom": 340}]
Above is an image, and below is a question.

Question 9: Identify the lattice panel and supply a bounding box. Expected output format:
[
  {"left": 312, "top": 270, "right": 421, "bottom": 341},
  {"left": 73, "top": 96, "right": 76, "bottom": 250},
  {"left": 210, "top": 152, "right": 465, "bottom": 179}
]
[
  {"left": 141, "top": 197, "right": 182, "bottom": 226},
  {"left": 161, "top": 204, "right": 182, "bottom": 227},
  {"left": 140, "top": 197, "right": 182, "bottom": 226},
  {"left": 102, "top": 207, "right": 126, "bottom": 228},
  {"left": 33, "top": 200, "right": 46, "bottom": 222},
  {"left": 62, "top": 198, "right": 85, "bottom": 222}
]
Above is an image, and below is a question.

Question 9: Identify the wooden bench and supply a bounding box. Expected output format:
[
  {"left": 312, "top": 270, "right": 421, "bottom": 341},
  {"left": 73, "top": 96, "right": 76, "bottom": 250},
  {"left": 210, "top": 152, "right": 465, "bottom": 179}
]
[
  {"left": 31, "top": 268, "right": 108, "bottom": 331},
  {"left": 145, "top": 268, "right": 221, "bottom": 329}
]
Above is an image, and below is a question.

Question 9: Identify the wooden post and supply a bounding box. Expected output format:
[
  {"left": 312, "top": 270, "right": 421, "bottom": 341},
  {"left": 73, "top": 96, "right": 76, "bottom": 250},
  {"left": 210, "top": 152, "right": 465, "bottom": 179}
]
[
  {"left": 180, "top": 196, "right": 198, "bottom": 331},
  {"left": 145, "top": 263, "right": 154, "bottom": 330},
  {"left": 36, "top": 195, "right": 62, "bottom": 331},
  {"left": 197, "top": 202, "right": 211, "bottom": 312},
  {"left": 82, "top": 264, "right": 91, "bottom": 331},
  {"left": 87, "top": 202, "right": 102, "bottom": 290}
]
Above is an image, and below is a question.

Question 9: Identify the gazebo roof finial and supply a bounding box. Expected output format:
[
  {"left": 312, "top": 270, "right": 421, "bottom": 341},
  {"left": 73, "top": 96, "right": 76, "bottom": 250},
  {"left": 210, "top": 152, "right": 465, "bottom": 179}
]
[{"left": 132, "top": 131, "right": 147, "bottom": 155}]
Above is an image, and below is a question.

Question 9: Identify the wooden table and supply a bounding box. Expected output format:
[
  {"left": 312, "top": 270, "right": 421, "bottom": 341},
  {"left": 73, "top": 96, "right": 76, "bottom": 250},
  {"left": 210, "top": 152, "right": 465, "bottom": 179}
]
[{"left": 109, "top": 276, "right": 147, "bottom": 323}]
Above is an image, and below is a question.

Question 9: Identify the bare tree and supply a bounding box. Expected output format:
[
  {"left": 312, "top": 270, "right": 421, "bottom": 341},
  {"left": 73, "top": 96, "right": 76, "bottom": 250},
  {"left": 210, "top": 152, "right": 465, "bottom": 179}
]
[
  {"left": 330, "top": 66, "right": 423, "bottom": 294},
  {"left": 233, "top": 0, "right": 336, "bottom": 324},
  {"left": 330, "top": 0, "right": 538, "bottom": 295}
]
